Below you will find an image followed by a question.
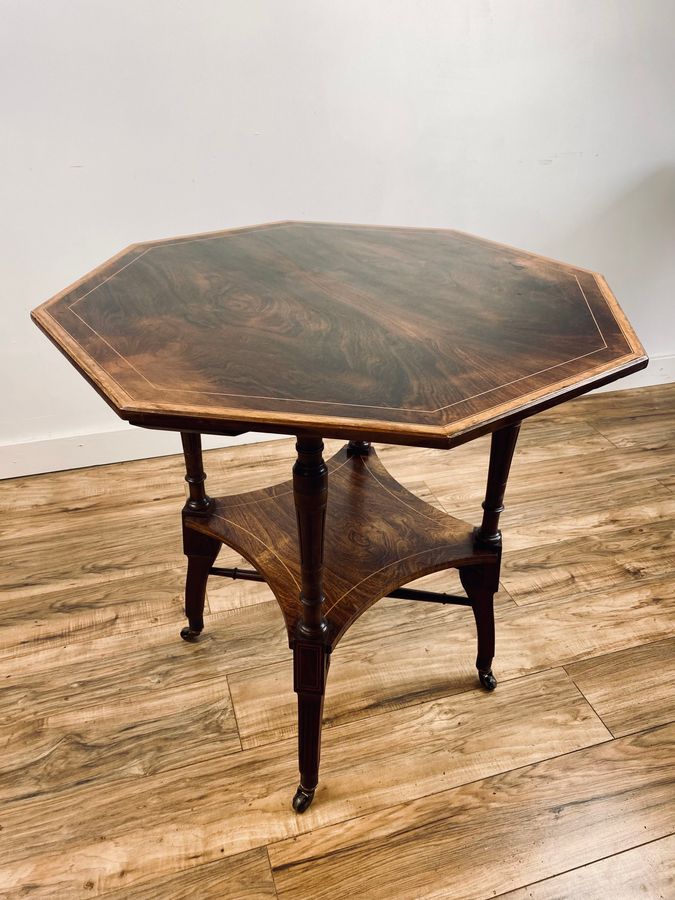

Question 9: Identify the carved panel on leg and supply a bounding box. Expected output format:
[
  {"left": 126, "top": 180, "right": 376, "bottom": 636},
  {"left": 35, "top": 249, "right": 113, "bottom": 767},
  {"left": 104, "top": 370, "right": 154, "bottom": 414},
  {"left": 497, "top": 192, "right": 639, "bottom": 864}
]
[{"left": 292, "top": 640, "right": 330, "bottom": 812}]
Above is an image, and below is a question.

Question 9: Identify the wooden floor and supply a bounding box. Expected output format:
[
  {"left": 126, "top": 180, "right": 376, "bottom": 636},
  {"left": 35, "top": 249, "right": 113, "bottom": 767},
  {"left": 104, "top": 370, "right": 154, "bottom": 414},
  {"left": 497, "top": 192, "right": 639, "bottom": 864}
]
[{"left": 1, "top": 383, "right": 674, "bottom": 899}]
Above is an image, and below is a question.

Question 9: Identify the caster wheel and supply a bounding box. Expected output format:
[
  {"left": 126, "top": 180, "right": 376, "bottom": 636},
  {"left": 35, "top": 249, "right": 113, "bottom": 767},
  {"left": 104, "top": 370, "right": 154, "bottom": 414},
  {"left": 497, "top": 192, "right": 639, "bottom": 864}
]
[
  {"left": 478, "top": 669, "right": 497, "bottom": 691},
  {"left": 180, "top": 625, "right": 202, "bottom": 642},
  {"left": 292, "top": 786, "right": 315, "bottom": 813}
]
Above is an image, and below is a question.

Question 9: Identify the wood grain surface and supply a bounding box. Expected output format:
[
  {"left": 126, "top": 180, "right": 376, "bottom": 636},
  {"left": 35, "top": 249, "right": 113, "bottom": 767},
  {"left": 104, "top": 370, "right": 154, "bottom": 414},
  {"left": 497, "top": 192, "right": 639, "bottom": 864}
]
[
  {"left": 567, "top": 637, "right": 675, "bottom": 737},
  {"left": 269, "top": 724, "right": 675, "bottom": 900},
  {"left": 31, "top": 222, "right": 647, "bottom": 447},
  {"left": 101, "top": 848, "right": 277, "bottom": 900},
  {"left": 0, "top": 669, "right": 609, "bottom": 897},
  {"left": 186, "top": 443, "right": 495, "bottom": 644},
  {"left": 0, "top": 383, "right": 673, "bottom": 898},
  {"left": 498, "top": 834, "right": 675, "bottom": 899}
]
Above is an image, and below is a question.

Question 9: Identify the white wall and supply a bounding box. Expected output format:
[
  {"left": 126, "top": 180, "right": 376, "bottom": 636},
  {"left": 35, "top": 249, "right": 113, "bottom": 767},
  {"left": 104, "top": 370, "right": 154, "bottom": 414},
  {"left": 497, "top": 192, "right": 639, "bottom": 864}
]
[{"left": 2, "top": 0, "right": 674, "bottom": 476}]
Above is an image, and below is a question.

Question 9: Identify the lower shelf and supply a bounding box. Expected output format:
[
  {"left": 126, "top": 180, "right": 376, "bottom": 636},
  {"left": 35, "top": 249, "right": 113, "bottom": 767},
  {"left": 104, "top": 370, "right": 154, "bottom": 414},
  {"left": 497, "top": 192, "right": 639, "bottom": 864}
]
[{"left": 185, "top": 444, "right": 497, "bottom": 645}]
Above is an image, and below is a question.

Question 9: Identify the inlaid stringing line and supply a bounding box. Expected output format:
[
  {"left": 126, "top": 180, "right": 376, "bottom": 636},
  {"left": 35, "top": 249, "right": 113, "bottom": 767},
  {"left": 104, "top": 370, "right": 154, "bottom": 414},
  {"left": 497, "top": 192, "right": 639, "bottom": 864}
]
[
  {"left": 67, "top": 247, "right": 153, "bottom": 309},
  {"left": 324, "top": 545, "right": 460, "bottom": 615},
  {"left": 68, "top": 308, "right": 157, "bottom": 388},
  {"left": 67, "top": 306, "right": 610, "bottom": 417},
  {"left": 40, "top": 304, "right": 636, "bottom": 435},
  {"left": 59, "top": 312, "right": 610, "bottom": 413},
  {"left": 436, "top": 347, "right": 606, "bottom": 413},
  {"left": 206, "top": 515, "right": 301, "bottom": 591},
  {"left": 254, "top": 231, "right": 612, "bottom": 411},
  {"left": 49, "top": 245, "right": 636, "bottom": 421},
  {"left": 575, "top": 274, "right": 607, "bottom": 349},
  {"left": 40, "top": 307, "right": 149, "bottom": 404},
  {"left": 362, "top": 458, "right": 464, "bottom": 528}
]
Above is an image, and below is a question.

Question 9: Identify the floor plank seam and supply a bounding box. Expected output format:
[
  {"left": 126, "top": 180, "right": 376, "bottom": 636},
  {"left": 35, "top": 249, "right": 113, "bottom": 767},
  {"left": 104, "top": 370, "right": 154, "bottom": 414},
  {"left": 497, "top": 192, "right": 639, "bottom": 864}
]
[
  {"left": 582, "top": 418, "right": 624, "bottom": 451},
  {"left": 225, "top": 673, "right": 246, "bottom": 752},
  {"left": 565, "top": 675, "right": 615, "bottom": 738},
  {"left": 266, "top": 846, "right": 282, "bottom": 900},
  {"left": 488, "top": 832, "right": 675, "bottom": 900},
  {"left": 585, "top": 717, "right": 675, "bottom": 743},
  {"left": 261, "top": 720, "right": 624, "bottom": 861},
  {"left": 235, "top": 665, "right": 585, "bottom": 754},
  {"left": 561, "top": 634, "right": 675, "bottom": 678},
  {"left": 504, "top": 566, "right": 673, "bottom": 610},
  {"left": 657, "top": 478, "right": 675, "bottom": 494},
  {"left": 2, "top": 386, "right": 673, "bottom": 897},
  {"left": 497, "top": 580, "right": 518, "bottom": 605}
]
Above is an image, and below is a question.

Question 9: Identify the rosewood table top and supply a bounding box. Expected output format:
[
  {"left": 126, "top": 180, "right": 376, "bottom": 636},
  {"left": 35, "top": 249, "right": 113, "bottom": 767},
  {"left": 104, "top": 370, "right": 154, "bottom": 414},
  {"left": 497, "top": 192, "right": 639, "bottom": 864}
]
[{"left": 31, "top": 222, "right": 647, "bottom": 448}]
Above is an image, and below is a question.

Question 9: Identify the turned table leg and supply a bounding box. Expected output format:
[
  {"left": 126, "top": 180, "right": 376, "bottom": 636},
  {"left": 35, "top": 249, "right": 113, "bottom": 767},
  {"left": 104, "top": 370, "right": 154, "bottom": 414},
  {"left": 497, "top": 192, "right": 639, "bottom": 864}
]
[
  {"left": 461, "top": 422, "right": 521, "bottom": 690},
  {"left": 180, "top": 433, "right": 219, "bottom": 642},
  {"left": 347, "top": 439, "right": 371, "bottom": 456},
  {"left": 291, "top": 435, "right": 329, "bottom": 812},
  {"left": 475, "top": 422, "right": 521, "bottom": 548}
]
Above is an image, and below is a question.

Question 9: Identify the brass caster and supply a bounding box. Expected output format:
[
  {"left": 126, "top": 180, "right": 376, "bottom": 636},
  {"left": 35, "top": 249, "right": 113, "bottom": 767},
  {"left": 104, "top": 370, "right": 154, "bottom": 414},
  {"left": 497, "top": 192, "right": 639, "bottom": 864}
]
[
  {"left": 180, "top": 625, "right": 202, "bottom": 642},
  {"left": 478, "top": 669, "right": 497, "bottom": 691},
  {"left": 292, "top": 785, "right": 315, "bottom": 813}
]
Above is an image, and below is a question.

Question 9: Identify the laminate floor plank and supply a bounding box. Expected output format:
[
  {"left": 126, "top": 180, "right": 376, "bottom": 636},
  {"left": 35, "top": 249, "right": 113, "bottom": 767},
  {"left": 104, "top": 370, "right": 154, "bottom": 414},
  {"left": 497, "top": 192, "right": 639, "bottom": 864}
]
[
  {"left": 592, "top": 416, "right": 675, "bottom": 451},
  {"left": 229, "top": 576, "right": 674, "bottom": 749},
  {"left": 98, "top": 847, "right": 277, "bottom": 900},
  {"left": 0, "top": 568, "right": 491, "bottom": 681},
  {"left": 2, "top": 383, "right": 674, "bottom": 898},
  {"left": 0, "top": 501, "right": 184, "bottom": 600},
  {"left": 566, "top": 636, "right": 675, "bottom": 737},
  {"left": 0, "top": 673, "right": 240, "bottom": 803},
  {"left": 379, "top": 421, "right": 616, "bottom": 518},
  {"left": 425, "top": 446, "right": 675, "bottom": 522},
  {"left": 0, "top": 436, "right": 304, "bottom": 516},
  {"left": 0, "top": 603, "right": 284, "bottom": 697},
  {"left": 444, "top": 478, "right": 675, "bottom": 554},
  {"left": 500, "top": 517, "right": 675, "bottom": 605},
  {"left": 268, "top": 723, "right": 675, "bottom": 900},
  {"left": 0, "top": 454, "right": 186, "bottom": 516},
  {"left": 0, "top": 568, "right": 187, "bottom": 658},
  {"left": 0, "top": 669, "right": 608, "bottom": 897},
  {"left": 535, "top": 381, "right": 675, "bottom": 425},
  {"left": 498, "top": 833, "right": 675, "bottom": 900}
]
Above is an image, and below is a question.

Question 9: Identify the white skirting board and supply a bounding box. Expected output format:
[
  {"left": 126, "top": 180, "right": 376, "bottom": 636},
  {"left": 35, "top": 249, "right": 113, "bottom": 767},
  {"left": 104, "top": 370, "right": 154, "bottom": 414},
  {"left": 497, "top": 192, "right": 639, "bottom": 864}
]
[
  {"left": 0, "top": 429, "right": 287, "bottom": 481},
  {"left": 2, "top": 354, "right": 673, "bottom": 480}
]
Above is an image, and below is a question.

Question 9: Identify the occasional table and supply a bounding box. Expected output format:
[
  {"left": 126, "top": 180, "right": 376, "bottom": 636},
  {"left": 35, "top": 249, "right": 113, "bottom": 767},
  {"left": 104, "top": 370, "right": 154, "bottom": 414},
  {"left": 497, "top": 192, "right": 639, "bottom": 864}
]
[{"left": 32, "top": 222, "right": 647, "bottom": 812}]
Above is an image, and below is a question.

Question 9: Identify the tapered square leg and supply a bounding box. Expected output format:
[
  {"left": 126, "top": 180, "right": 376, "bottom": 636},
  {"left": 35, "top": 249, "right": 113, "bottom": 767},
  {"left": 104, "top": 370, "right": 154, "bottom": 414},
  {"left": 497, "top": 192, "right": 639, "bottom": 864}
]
[{"left": 292, "top": 640, "right": 330, "bottom": 812}]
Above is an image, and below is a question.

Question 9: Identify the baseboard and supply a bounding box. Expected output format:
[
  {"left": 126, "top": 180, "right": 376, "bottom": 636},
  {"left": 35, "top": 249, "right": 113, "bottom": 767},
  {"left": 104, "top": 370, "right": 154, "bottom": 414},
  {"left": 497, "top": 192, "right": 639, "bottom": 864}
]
[
  {"left": 590, "top": 352, "right": 675, "bottom": 393},
  {"left": 0, "top": 428, "right": 286, "bottom": 480},
  {"left": 2, "top": 354, "right": 673, "bottom": 480}
]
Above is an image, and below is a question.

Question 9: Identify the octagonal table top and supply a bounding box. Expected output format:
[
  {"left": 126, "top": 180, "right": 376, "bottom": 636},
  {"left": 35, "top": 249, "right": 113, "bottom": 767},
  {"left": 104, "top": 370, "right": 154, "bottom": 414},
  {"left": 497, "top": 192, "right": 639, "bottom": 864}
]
[{"left": 32, "top": 221, "right": 647, "bottom": 449}]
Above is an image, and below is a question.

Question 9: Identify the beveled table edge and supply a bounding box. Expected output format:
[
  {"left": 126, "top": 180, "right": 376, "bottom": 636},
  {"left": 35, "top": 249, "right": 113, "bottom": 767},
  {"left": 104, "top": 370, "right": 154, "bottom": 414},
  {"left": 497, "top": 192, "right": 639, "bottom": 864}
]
[{"left": 30, "top": 223, "right": 649, "bottom": 451}]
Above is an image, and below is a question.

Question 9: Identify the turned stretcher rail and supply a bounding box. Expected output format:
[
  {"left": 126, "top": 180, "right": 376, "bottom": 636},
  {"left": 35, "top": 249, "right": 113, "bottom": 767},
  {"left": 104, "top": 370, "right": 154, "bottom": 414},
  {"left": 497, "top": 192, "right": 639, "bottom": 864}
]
[{"left": 209, "top": 566, "right": 474, "bottom": 606}]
